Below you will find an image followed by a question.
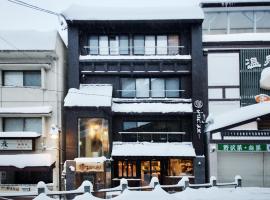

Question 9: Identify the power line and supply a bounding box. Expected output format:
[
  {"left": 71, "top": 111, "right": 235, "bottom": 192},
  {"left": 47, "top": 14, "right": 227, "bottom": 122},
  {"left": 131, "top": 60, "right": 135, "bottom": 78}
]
[{"left": 7, "top": 0, "right": 60, "bottom": 16}]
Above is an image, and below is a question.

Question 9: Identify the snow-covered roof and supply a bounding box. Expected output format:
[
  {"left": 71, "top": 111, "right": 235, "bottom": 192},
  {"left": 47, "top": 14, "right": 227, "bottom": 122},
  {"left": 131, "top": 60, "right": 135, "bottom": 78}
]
[
  {"left": 260, "top": 67, "right": 270, "bottom": 90},
  {"left": 203, "top": 33, "right": 270, "bottom": 43},
  {"left": 112, "top": 102, "right": 192, "bottom": 113},
  {"left": 0, "top": 132, "right": 41, "bottom": 138},
  {"left": 206, "top": 102, "right": 270, "bottom": 132},
  {"left": 62, "top": 0, "right": 204, "bottom": 21},
  {"left": 0, "top": 153, "right": 54, "bottom": 168},
  {"left": 112, "top": 142, "right": 196, "bottom": 157},
  {"left": 0, "top": 106, "right": 52, "bottom": 115},
  {"left": 201, "top": 0, "right": 270, "bottom": 4},
  {"left": 74, "top": 156, "right": 107, "bottom": 163},
  {"left": 0, "top": 30, "right": 57, "bottom": 51},
  {"left": 64, "top": 84, "right": 112, "bottom": 107},
  {"left": 79, "top": 55, "right": 192, "bottom": 61}
]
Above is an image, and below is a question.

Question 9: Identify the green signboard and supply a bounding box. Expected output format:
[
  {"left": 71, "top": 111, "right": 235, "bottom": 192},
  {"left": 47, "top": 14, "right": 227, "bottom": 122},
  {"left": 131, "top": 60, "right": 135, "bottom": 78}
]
[{"left": 218, "top": 144, "right": 270, "bottom": 152}]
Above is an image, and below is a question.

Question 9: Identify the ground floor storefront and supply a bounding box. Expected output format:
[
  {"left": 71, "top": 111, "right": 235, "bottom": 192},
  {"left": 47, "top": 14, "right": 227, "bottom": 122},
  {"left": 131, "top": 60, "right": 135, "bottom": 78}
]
[{"left": 209, "top": 143, "right": 270, "bottom": 187}]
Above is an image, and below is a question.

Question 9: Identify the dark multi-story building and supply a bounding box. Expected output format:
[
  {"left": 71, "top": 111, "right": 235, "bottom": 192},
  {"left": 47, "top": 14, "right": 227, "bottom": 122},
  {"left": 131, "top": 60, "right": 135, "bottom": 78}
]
[{"left": 62, "top": 1, "right": 208, "bottom": 189}]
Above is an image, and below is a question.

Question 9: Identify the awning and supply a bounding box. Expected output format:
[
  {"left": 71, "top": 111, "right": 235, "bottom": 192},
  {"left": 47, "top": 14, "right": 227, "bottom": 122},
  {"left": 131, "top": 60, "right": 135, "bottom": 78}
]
[
  {"left": 206, "top": 102, "right": 270, "bottom": 132},
  {"left": 64, "top": 84, "right": 112, "bottom": 107},
  {"left": 0, "top": 106, "right": 52, "bottom": 117},
  {"left": 112, "top": 102, "right": 192, "bottom": 113},
  {"left": 0, "top": 154, "right": 55, "bottom": 169},
  {"left": 112, "top": 142, "right": 196, "bottom": 157}
]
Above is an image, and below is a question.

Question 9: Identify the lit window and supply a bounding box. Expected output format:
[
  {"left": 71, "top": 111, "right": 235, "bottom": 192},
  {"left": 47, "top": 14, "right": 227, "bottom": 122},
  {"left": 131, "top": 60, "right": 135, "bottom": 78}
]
[
  {"left": 118, "top": 160, "right": 136, "bottom": 178},
  {"left": 78, "top": 118, "right": 109, "bottom": 157},
  {"left": 168, "top": 159, "right": 193, "bottom": 176}
]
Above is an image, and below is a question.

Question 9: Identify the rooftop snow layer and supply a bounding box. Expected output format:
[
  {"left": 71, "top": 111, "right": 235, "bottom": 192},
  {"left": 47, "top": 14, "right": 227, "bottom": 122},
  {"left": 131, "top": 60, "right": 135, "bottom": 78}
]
[
  {"left": 0, "top": 30, "right": 57, "bottom": 51},
  {"left": 203, "top": 33, "right": 270, "bottom": 43},
  {"left": 62, "top": 0, "right": 204, "bottom": 21},
  {"left": 206, "top": 102, "right": 270, "bottom": 132},
  {"left": 0, "top": 106, "right": 52, "bottom": 114},
  {"left": 112, "top": 142, "right": 196, "bottom": 157},
  {"left": 0, "top": 153, "right": 54, "bottom": 168},
  {"left": 64, "top": 84, "right": 113, "bottom": 107},
  {"left": 74, "top": 156, "right": 107, "bottom": 163},
  {"left": 112, "top": 102, "right": 192, "bottom": 113}
]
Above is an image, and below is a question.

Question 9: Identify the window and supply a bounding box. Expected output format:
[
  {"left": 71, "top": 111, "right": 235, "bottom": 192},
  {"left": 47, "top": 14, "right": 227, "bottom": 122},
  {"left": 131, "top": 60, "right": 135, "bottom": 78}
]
[
  {"left": 78, "top": 118, "right": 109, "bottom": 157},
  {"left": 133, "top": 35, "right": 145, "bottom": 55},
  {"left": 157, "top": 35, "right": 167, "bottom": 55},
  {"left": 145, "top": 35, "right": 156, "bottom": 55},
  {"left": 89, "top": 36, "right": 99, "bottom": 55},
  {"left": 121, "top": 78, "right": 181, "bottom": 98},
  {"left": 168, "top": 35, "right": 179, "bottom": 55},
  {"left": 119, "top": 35, "right": 129, "bottom": 55},
  {"left": 99, "top": 36, "right": 109, "bottom": 55},
  {"left": 168, "top": 159, "right": 193, "bottom": 176},
  {"left": 118, "top": 160, "right": 137, "bottom": 178},
  {"left": 109, "top": 36, "right": 119, "bottom": 55},
  {"left": 4, "top": 118, "right": 42, "bottom": 133},
  {"left": 136, "top": 78, "right": 149, "bottom": 97},
  {"left": 3, "top": 71, "right": 41, "bottom": 87}
]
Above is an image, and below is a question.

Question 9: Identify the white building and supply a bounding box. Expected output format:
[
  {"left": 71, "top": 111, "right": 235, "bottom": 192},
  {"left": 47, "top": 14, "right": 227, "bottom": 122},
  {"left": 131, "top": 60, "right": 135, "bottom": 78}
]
[
  {"left": 0, "top": 30, "right": 66, "bottom": 191},
  {"left": 202, "top": 0, "right": 270, "bottom": 187}
]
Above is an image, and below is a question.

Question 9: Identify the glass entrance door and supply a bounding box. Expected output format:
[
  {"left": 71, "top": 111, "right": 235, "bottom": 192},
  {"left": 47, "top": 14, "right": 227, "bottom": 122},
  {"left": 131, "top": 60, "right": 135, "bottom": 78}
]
[{"left": 140, "top": 160, "right": 161, "bottom": 186}]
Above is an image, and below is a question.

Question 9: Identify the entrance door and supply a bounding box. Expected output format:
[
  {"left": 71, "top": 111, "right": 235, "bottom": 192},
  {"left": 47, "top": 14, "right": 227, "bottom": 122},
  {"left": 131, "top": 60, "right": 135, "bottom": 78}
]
[{"left": 140, "top": 160, "right": 161, "bottom": 186}]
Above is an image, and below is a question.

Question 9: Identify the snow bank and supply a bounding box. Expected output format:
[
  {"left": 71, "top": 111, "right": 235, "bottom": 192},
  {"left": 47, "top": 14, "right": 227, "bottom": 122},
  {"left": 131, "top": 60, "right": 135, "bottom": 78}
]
[
  {"left": 0, "top": 153, "right": 54, "bottom": 168},
  {"left": 0, "top": 30, "right": 57, "bottom": 51},
  {"left": 260, "top": 67, "right": 270, "bottom": 90},
  {"left": 112, "top": 142, "right": 196, "bottom": 157},
  {"left": 64, "top": 84, "right": 112, "bottom": 107},
  {"left": 0, "top": 106, "right": 52, "bottom": 114},
  {"left": 203, "top": 33, "right": 270, "bottom": 43},
  {"left": 33, "top": 193, "right": 55, "bottom": 200},
  {"left": 62, "top": 0, "right": 203, "bottom": 21},
  {"left": 173, "top": 187, "right": 270, "bottom": 200},
  {"left": 206, "top": 102, "right": 270, "bottom": 132},
  {"left": 112, "top": 102, "right": 192, "bottom": 113}
]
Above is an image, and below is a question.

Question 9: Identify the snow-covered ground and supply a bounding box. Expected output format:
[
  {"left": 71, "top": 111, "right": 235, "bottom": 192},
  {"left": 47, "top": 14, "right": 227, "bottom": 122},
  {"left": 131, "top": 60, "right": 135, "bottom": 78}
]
[{"left": 34, "top": 186, "right": 270, "bottom": 200}]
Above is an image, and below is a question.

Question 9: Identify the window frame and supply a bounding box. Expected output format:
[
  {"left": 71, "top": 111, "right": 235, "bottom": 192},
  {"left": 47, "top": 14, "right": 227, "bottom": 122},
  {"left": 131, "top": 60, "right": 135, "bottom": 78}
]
[
  {"left": 3, "top": 117, "right": 42, "bottom": 133},
  {"left": 3, "top": 70, "right": 41, "bottom": 87}
]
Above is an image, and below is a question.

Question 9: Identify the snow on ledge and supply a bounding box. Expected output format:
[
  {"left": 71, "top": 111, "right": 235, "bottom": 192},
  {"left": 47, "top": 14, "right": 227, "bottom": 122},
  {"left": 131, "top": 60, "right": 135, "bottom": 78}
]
[
  {"left": 74, "top": 156, "right": 107, "bottom": 163},
  {"left": 112, "top": 142, "right": 196, "bottom": 157},
  {"left": 112, "top": 102, "right": 192, "bottom": 113},
  {"left": 203, "top": 33, "right": 270, "bottom": 43},
  {"left": 0, "top": 132, "right": 41, "bottom": 138},
  {"left": 0, "top": 106, "right": 52, "bottom": 115},
  {"left": 0, "top": 154, "right": 54, "bottom": 168},
  {"left": 62, "top": 1, "right": 203, "bottom": 21},
  {"left": 206, "top": 102, "right": 270, "bottom": 132},
  {"left": 64, "top": 84, "right": 112, "bottom": 107},
  {"left": 79, "top": 55, "right": 192, "bottom": 61},
  {"left": 260, "top": 67, "right": 270, "bottom": 90}
]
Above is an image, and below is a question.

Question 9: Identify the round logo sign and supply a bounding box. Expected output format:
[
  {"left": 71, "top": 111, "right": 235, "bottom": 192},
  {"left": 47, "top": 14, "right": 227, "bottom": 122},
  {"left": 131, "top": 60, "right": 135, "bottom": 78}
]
[{"left": 194, "top": 100, "right": 203, "bottom": 109}]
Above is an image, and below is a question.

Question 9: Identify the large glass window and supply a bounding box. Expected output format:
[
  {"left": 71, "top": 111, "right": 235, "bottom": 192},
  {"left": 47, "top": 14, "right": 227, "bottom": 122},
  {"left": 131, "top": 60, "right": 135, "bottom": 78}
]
[
  {"left": 4, "top": 118, "right": 42, "bottom": 133},
  {"left": 133, "top": 35, "right": 145, "bottom": 55},
  {"left": 121, "top": 78, "right": 181, "bottom": 98},
  {"left": 168, "top": 35, "right": 179, "bottom": 55},
  {"left": 78, "top": 118, "right": 109, "bottom": 157},
  {"left": 3, "top": 71, "right": 41, "bottom": 87},
  {"left": 118, "top": 160, "right": 137, "bottom": 178},
  {"left": 168, "top": 159, "right": 193, "bottom": 176},
  {"left": 123, "top": 121, "right": 181, "bottom": 132}
]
